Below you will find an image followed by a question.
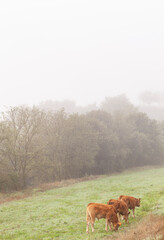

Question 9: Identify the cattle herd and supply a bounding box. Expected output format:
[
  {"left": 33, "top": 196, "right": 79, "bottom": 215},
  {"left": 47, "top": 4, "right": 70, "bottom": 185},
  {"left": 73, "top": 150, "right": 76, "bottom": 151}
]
[{"left": 86, "top": 195, "right": 141, "bottom": 233}]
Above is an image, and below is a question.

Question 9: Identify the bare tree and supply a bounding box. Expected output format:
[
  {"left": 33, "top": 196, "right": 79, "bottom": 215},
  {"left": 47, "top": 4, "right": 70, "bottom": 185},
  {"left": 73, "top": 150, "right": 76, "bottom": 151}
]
[{"left": 0, "top": 106, "right": 45, "bottom": 188}]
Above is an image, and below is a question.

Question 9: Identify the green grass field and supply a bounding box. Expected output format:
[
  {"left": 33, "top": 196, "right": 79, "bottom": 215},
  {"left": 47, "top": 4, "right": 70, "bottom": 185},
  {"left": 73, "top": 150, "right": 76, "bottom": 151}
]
[{"left": 0, "top": 167, "right": 164, "bottom": 240}]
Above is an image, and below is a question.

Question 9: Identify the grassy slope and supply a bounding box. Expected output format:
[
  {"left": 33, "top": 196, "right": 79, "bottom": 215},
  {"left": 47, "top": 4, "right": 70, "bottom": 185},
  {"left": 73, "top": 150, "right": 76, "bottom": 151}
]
[{"left": 0, "top": 167, "right": 164, "bottom": 240}]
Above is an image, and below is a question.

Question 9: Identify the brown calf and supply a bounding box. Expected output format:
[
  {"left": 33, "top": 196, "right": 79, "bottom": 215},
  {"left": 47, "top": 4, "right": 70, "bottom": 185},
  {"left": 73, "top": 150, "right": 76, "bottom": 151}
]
[
  {"left": 86, "top": 203, "right": 121, "bottom": 233},
  {"left": 119, "top": 195, "right": 141, "bottom": 218},
  {"left": 107, "top": 199, "right": 130, "bottom": 223}
]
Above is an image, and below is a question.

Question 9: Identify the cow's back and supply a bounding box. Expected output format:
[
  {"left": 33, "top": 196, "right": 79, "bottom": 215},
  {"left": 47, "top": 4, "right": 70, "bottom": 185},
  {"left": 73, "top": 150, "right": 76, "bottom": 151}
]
[
  {"left": 119, "top": 196, "right": 137, "bottom": 209},
  {"left": 87, "top": 203, "right": 117, "bottom": 219},
  {"left": 108, "top": 199, "right": 128, "bottom": 215}
]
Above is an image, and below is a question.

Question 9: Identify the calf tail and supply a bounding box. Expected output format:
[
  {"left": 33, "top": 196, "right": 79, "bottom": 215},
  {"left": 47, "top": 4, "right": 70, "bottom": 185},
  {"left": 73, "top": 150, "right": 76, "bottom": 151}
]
[{"left": 86, "top": 208, "right": 91, "bottom": 221}]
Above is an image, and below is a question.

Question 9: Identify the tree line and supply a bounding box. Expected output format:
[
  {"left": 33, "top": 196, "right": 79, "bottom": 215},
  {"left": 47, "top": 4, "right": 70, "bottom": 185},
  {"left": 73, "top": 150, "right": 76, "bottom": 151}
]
[
  {"left": 40, "top": 94, "right": 164, "bottom": 121},
  {"left": 0, "top": 101, "right": 164, "bottom": 191}
]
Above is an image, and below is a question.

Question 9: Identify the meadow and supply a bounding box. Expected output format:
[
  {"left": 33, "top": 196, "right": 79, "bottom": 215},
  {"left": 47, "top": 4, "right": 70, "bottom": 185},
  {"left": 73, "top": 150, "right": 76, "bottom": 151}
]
[{"left": 0, "top": 167, "right": 164, "bottom": 240}]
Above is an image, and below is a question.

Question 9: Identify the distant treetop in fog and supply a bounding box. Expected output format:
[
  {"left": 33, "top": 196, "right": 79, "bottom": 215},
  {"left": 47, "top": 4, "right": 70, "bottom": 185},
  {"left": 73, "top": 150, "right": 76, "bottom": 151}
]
[{"left": 139, "top": 91, "right": 164, "bottom": 105}]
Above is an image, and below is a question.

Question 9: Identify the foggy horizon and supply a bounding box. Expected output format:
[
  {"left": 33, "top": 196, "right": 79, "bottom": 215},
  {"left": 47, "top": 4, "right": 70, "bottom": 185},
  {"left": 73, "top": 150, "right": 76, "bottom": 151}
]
[
  {"left": 0, "top": 0, "right": 164, "bottom": 109},
  {"left": 2, "top": 90, "right": 164, "bottom": 110}
]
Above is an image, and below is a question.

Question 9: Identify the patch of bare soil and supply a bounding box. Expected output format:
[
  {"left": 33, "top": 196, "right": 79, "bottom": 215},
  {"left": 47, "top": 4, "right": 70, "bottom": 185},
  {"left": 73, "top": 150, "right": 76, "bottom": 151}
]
[
  {"left": 0, "top": 190, "right": 33, "bottom": 205},
  {"left": 37, "top": 175, "right": 101, "bottom": 192},
  {"left": 0, "top": 175, "right": 102, "bottom": 205},
  {"left": 106, "top": 214, "right": 164, "bottom": 240}
]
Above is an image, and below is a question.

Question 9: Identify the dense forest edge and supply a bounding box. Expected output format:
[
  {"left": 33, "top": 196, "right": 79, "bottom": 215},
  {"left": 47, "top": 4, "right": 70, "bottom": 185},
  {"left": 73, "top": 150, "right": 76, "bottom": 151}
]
[{"left": 0, "top": 94, "right": 164, "bottom": 191}]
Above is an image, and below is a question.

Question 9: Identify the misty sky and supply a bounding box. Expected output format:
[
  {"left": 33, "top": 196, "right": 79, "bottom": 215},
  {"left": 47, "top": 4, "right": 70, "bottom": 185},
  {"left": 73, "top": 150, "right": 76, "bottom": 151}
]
[{"left": 0, "top": 0, "right": 164, "bottom": 109}]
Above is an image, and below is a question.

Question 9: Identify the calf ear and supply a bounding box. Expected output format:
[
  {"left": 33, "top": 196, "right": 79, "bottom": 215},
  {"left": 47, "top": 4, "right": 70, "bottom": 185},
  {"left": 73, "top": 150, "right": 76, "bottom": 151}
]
[{"left": 118, "top": 222, "right": 122, "bottom": 226}]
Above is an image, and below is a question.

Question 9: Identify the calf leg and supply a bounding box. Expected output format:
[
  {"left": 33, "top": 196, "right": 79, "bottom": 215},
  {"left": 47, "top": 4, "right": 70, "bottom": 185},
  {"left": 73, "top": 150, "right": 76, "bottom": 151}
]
[
  {"left": 126, "top": 215, "right": 129, "bottom": 223},
  {"left": 109, "top": 221, "right": 113, "bottom": 231},
  {"left": 86, "top": 220, "right": 90, "bottom": 233},
  {"left": 105, "top": 219, "right": 108, "bottom": 232},
  {"left": 117, "top": 213, "right": 121, "bottom": 222},
  {"left": 123, "top": 214, "right": 129, "bottom": 223},
  {"left": 90, "top": 216, "right": 95, "bottom": 232},
  {"left": 132, "top": 208, "right": 135, "bottom": 218},
  {"left": 86, "top": 212, "right": 91, "bottom": 233}
]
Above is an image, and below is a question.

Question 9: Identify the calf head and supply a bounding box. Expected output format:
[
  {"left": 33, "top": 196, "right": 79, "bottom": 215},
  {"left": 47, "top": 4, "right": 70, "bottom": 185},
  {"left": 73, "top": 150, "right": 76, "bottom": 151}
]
[
  {"left": 136, "top": 198, "right": 141, "bottom": 207},
  {"left": 107, "top": 199, "right": 117, "bottom": 205},
  {"left": 113, "top": 222, "right": 122, "bottom": 231},
  {"left": 107, "top": 200, "right": 113, "bottom": 205}
]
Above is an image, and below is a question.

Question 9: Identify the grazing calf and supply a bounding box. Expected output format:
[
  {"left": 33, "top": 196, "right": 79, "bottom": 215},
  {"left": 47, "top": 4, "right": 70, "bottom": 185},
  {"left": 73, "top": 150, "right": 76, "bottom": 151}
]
[
  {"left": 107, "top": 199, "right": 130, "bottom": 223},
  {"left": 86, "top": 203, "right": 121, "bottom": 233},
  {"left": 119, "top": 195, "right": 141, "bottom": 218}
]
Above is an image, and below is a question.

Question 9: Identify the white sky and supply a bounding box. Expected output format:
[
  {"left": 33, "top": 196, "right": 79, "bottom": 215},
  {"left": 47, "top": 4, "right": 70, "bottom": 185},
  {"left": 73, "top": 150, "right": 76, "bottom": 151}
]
[{"left": 0, "top": 0, "right": 164, "bottom": 109}]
